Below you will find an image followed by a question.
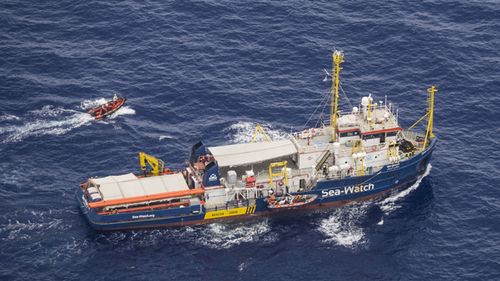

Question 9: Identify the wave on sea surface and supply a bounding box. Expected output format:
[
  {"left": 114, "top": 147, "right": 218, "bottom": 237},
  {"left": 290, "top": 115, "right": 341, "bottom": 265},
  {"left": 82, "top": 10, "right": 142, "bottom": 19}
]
[
  {"left": 159, "top": 135, "right": 174, "bottom": 141},
  {"left": 0, "top": 209, "right": 71, "bottom": 241},
  {"left": 0, "top": 114, "right": 20, "bottom": 122}
]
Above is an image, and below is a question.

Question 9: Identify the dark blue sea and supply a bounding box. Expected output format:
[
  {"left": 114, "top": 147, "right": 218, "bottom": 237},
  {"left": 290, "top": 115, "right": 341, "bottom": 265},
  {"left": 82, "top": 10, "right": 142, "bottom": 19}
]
[{"left": 1, "top": 0, "right": 499, "bottom": 280}]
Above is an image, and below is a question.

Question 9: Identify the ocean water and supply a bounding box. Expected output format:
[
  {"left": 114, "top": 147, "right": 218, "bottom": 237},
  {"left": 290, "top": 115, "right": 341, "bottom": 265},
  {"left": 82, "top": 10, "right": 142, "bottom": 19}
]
[{"left": 1, "top": 0, "right": 499, "bottom": 280}]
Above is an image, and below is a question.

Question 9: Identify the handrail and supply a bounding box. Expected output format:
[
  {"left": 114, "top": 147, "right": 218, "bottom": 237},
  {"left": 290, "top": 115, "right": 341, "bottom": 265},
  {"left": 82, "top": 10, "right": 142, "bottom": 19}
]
[
  {"left": 98, "top": 201, "right": 189, "bottom": 215},
  {"left": 88, "top": 188, "right": 205, "bottom": 208}
]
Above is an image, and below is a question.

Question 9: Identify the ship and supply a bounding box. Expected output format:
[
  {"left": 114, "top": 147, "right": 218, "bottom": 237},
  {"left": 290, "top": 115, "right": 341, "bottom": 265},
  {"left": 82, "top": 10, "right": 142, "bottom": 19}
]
[{"left": 76, "top": 51, "right": 438, "bottom": 231}]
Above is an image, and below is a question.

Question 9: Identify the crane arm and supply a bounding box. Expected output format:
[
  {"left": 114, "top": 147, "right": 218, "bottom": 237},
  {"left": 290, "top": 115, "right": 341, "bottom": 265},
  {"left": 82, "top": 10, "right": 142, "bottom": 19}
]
[{"left": 139, "top": 152, "right": 165, "bottom": 176}]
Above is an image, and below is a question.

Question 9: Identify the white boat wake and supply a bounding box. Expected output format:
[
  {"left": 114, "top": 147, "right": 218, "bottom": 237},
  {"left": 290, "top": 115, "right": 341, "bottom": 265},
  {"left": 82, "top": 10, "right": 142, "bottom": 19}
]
[
  {"left": 317, "top": 164, "right": 432, "bottom": 246},
  {"left": 87, "top": 219, "right": 276, "bottom": 250},
  {"left": 108, "top": 106, "right": 135, "bottom": 119},
  {"left": 317, "top": 203, "right": 368, "bottom": 248},
  {"left": 196, "top": 220, "right": 277, "bottom": 249},
  {"left": 377, "top": 164, "right": 432, "bottom": 214},
  {"left": 79, "top": 98, "right": 108, "bottom": 110},
  {"left": 227, "top": 121, "right": 290, "bottom": 143},
  {"left": 0, "top": 106, "right": 93, "bottom": 143},
  {"left": 0, "top": 114, "right": 20, "bottom": 122},
  {"left": 0, "top": 98, "right": 134, "bottom": 144}
]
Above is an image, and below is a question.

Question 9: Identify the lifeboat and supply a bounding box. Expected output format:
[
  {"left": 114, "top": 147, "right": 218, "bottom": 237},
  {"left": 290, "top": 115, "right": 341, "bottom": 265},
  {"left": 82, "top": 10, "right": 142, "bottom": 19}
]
[
  {"left": 267, "top": 194, "right": 317, "bottom": 209},
  {"left": 88, "top": 96, "right": 126, "bottom": 120}
]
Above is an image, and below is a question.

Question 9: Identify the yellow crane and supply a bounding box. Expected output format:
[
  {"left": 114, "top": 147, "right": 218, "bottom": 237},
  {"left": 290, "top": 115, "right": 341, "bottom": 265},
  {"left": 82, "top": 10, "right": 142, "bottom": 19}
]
[
  {"left": 408, "top": 85, "right": 438, "bottom": 149},
  {"left": 139, "top": 152, "right": 165, "bottom": 176},
  {"left": 252, "top": 123, "right": 270, "bottom": 142}
]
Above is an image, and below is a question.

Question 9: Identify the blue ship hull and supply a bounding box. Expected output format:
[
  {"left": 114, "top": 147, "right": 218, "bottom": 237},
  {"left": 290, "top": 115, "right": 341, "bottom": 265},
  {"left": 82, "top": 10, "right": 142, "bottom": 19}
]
[{"left": 77, "top": 139, "right": 436, "bottom": 231}]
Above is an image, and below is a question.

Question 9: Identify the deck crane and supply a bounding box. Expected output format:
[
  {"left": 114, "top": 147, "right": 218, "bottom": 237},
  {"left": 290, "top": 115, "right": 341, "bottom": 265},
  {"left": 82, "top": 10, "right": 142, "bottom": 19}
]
[{"left": 139, "top": 152, "right": 165, "bottom": 176}]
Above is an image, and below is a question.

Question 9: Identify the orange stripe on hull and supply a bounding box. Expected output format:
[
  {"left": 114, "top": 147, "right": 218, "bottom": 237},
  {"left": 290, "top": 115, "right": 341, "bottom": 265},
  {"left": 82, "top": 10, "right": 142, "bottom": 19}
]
[{"left": 88, "top": 188, "right": 204, "bottom": 209}]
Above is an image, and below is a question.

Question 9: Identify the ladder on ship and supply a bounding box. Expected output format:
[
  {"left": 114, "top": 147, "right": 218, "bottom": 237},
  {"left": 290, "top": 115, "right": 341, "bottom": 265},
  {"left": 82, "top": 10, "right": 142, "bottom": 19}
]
[
  {"left": 352, "top": 140, "right": 365, "bottom": 176},
  {"left": 315, "top": 150, "right": 332, "bottom": 172},
  {"left": 269, "top": 161, "right": 288, "bottom": 187}
]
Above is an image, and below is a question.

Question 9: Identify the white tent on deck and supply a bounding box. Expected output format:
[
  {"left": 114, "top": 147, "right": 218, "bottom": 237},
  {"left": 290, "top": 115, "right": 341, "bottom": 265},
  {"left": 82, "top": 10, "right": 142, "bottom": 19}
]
[
  {"left": 208, "top": 139, "right": 298, "bottom": 167},
  {"left": 90, "top": 173, "right": 190, "bottom": 201}
]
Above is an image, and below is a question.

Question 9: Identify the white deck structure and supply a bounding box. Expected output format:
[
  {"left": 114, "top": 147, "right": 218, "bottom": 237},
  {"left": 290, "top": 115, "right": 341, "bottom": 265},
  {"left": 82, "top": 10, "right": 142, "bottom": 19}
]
[
  {"left": 90, "top": 173, "right": 189, "bottom": 200},
  {"left": 208, "top": 139, "right": 297, "bottom": 167}
]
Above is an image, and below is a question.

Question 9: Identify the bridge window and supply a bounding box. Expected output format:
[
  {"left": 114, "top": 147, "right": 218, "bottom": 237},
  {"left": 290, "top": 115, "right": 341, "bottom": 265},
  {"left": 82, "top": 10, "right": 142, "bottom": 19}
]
[
  {"left": 386, "top": 131, "right": 398, "bottom": 137},
  {"left": 362, "top": 133, "right": 384, "bottom": 140},
  {"left": 339, "top": 131, "right": 360, "bottom": 137}
]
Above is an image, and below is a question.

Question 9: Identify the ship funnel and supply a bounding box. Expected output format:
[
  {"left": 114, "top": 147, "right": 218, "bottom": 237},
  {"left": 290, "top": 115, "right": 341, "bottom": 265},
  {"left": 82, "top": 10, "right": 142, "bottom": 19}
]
[
  {"left": 203, "top": 162, "right": 221, "bottom": 187},
  {"left": 190, "top": 141, "right": 206, "bottom": 164}
]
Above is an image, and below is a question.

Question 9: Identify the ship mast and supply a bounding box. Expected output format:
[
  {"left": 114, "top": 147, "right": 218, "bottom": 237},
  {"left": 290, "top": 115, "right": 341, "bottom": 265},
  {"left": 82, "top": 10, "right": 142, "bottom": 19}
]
[
  {"left": 408, "top": 85, "right": 438, "bottom": 150},
  {"left": 330, "top": 50, "right": 344, "bottom": 142},
  {"left": 423, "top": 85, "right": 437, "bottom": 148}
]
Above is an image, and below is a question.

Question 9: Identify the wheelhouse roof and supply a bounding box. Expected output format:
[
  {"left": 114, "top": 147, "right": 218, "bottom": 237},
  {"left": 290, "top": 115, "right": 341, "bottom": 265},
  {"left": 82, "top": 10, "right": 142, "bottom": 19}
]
[{"left": 208, "top": 139, "right": 297, "bottom": 167}]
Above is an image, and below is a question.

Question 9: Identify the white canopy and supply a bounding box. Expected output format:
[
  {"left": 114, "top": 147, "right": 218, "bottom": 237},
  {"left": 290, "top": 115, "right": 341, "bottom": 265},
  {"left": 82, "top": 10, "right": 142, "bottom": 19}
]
[
  {"left": 208, "top": 139, "right": 297, "bottom": 167},
  {"left": 91, "top": 173, "right": 189, "bottom": 201}
]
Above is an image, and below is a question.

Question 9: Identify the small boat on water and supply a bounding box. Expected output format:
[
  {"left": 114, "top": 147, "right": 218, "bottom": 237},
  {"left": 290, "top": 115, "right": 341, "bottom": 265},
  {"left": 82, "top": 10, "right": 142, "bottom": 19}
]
[
  {"left": 76, "top": 50, "right": 438, "bottom": 231},
  {"left": 88, "top": 95, "right": 126, "bottom": 120},
  {"left": 267, "top": 193, "right": 318, "bottom": 209}
]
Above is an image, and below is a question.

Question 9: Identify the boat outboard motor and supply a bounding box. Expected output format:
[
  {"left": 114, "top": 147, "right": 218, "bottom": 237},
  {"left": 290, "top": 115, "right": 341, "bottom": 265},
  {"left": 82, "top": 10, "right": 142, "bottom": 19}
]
[
  {"left": 190, "top": 141, "right": 206, "bottom": 164},
  {"left": 203, "top": 162, "right": 221, "bottom": 187}
]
